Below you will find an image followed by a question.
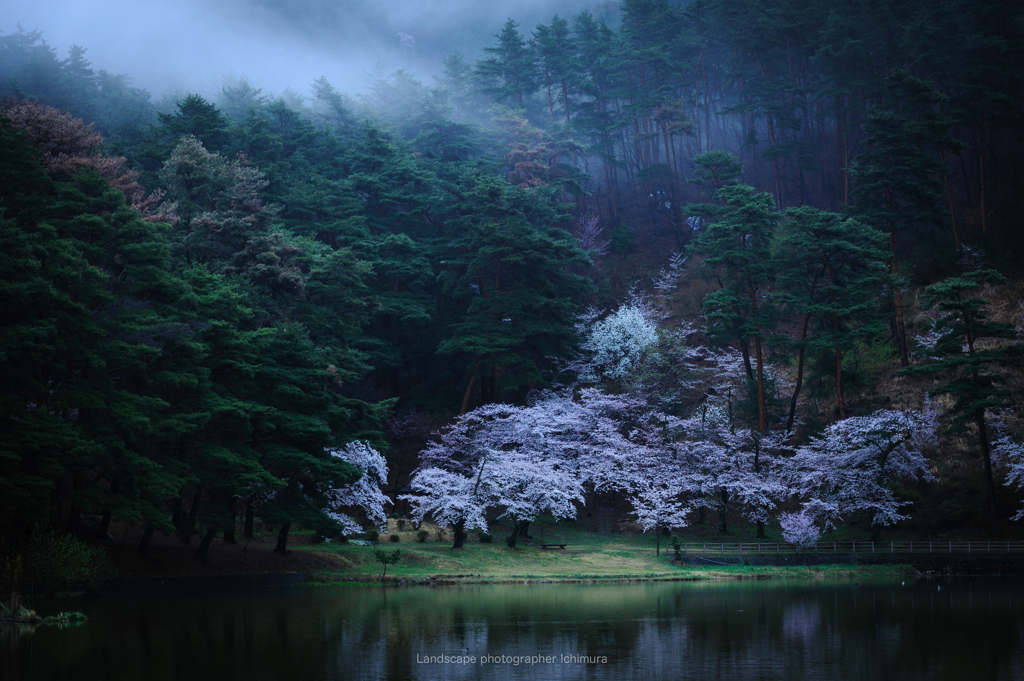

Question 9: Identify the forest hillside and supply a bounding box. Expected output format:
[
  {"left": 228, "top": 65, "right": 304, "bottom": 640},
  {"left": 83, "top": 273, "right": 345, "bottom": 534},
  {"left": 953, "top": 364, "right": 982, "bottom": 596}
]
[{"left": 1, "top": 0, "right": 1022, "bottom": 579}]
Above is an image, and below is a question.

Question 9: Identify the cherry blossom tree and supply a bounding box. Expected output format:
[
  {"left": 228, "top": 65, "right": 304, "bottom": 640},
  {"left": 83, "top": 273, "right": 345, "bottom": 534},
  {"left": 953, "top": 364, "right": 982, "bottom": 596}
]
[
  {"left": 401, "top": 466, "right": 490, "bottom": 546},
  {"left": 485, "top": 450, "right": 584, "bottom": 547},
  {"left": 993, "top": 423, "right": 1024, "bottom": 521},
  {"left": 788, "top": 409, "right": 937, "bottom": 539},
  {"left": 324, "top": 442, "right": 391, "bottom": 537},
  {"left": 779, "top": 512, "right": 822, "bottom": 548},
  {"left": 575, "top": 301, "right": 659, "bottom": 383},
  {"left": 677, "top": 416, "right": 788, "bottom": 536},
  {"left": 402, "top": 447, "right": 583, "bottom": 548},
  {"left": 629, "top": 475, "right": 692, "bottom": 555}
]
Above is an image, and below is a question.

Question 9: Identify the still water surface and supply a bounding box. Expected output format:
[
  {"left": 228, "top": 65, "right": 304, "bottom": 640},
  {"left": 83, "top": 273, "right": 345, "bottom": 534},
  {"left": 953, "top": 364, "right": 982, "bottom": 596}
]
[{"left": 3, "top": 578, "right": 1022, "bottom": 680}]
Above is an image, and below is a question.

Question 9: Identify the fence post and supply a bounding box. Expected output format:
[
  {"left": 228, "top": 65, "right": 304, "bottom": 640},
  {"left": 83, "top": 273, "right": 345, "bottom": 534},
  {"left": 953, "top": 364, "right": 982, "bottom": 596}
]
[
  {"left": 968, "top": 541, "right": 971, "bottom": 554},
  {"left": 949, "top": 540, "right": 951, "bottom": 554},
  {"left": 740, "top": 543, "right": 743, "bottom": 557},
  {"left": 872, "top": 542, "right": 874, "bottom": 553},
  {"left": 910, "top": 541, "right": 913, "bottom": 553},
  {"left": 703, "top": 543, "right": 706, "bottom": 556},
  {"left": 852, "top": 541, "right": 855, "bottom": 553},
  {"left": 988, "top": 541, "right": 991, "bottom": 553},
  {"left": 891, "top": 541, "right": 893, "bottom": 553}
]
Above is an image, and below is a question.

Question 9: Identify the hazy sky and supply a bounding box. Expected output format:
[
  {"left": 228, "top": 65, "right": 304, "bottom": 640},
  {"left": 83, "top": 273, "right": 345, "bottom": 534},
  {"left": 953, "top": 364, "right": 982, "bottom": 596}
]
[{"left": 4, "top": 0, "right": 610, "bottom": 100}]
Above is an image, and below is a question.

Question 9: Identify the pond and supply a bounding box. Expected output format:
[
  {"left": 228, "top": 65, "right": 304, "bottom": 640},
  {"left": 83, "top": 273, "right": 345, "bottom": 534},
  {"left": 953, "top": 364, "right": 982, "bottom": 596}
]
[{"left": 2, "top": 578, "right": 1021, "bottom": 680}]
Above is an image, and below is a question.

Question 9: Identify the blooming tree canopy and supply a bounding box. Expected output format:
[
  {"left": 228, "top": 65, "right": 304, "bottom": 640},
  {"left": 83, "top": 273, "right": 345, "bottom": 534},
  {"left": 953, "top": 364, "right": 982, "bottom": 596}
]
[
  {"left": 324, "top": 442, "right": 391, "bottom": 535},
  {"left": 788, "top": 409, "right": 937, "bottom": 536}
]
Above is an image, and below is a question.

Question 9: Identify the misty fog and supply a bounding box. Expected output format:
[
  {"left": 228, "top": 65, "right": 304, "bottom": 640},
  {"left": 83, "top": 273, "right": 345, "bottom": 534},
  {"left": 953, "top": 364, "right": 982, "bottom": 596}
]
[{"left": 4, "top": 0, "right": 613, "bottom": 101}]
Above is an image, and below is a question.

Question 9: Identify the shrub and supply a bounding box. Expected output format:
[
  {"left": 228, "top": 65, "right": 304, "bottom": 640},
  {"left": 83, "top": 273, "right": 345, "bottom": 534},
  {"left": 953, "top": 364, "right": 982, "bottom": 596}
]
[
  {"left": 397, "top": 519, "right": 406, "bottom": 531},
  {"left": 478, "top": 533, "right": 493, "bottom": 544},
  {"left": 366, "top": 529, "right": 380, "bottom": 543},
  {"left": 372, "top": 548, "right": 402, "bottom": 580},
  {"left": 416, "top": 530, "right": 429, "bottom": 543},
  {"left": 389, "top": 534, "right": 400, "bottom": 543},
  {"left": 435, "top": 526, "right": 447, "bottom": 542},
  {"left": 19, "top": 529, "right": 110, "bottom": 591}
]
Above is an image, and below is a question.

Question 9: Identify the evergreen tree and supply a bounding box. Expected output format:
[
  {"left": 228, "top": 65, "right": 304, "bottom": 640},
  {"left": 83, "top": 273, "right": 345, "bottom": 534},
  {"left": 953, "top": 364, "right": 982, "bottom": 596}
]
[
  {"left": 776, "top": 207, "right": 890, "bottom": 428},
  {"left": 898, "top": 270, "right": 1023, "bottom": 525},
  {"left": 474, "top": 20, "right": 539, "bottom": 108},
  {"left": 690, "top": 183, "right": 779, "bottom": 431}
]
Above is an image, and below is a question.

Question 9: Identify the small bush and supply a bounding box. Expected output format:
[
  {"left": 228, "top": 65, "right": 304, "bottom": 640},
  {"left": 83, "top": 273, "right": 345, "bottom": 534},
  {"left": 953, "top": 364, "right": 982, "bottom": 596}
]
[
  {"left": 435, "top": 526, "right": 447, "bottom": 542},
  {"left": 397, "top": 519, "right": 406, "bottom": 531},
  {"left": 479, "top": 533, "right": 493, "bottom": 544},
  {"left": 416, "top": 530, "right": 429, "bottom": 543},
  {"left": 366, "top": 529, "right": 380, "bottom": 543},
  {"left": 19, "top": 529, "right": 111, "bottom": 590},
  {"left": 389, "top": 534, "right": 400, "bottom": 543}
]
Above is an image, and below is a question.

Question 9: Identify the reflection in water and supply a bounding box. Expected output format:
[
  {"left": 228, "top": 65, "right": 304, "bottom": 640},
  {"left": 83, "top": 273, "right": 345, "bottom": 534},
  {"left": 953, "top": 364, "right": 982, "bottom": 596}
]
[{"left": 2, "top": 579, "right": 1023, "bottom": 680}]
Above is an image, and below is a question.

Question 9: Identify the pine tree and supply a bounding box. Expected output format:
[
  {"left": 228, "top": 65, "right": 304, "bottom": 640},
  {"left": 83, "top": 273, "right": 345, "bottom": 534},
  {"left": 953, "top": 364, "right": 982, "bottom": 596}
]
[
  {"left": 474, "top": 20, "right": 539, "bottom": 108},
  {"left": 898, "top": 270, "right": 1023, "bottom": 526},
  {"left": 690, "top": 183, "right": 779, "bottom": 431},
  {"left": 776, "top": 207, "right": 889, "bottom": 427}
]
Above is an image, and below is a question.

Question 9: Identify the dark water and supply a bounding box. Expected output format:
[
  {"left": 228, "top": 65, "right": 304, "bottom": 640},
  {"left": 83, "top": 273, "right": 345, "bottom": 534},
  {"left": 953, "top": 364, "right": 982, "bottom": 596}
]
[{"left": 2, "top": 578, "right": 1022, "bottom": 680}]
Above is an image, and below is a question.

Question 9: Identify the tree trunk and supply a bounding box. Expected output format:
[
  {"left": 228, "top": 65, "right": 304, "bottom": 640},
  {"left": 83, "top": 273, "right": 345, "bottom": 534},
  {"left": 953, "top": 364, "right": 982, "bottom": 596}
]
[
  {"left": 506, "top": 520, "right": 527, "bottom": 549},
  {"left": 835, "top": 346, "right": 846, "bottom": 418},
  {"left": 459, "top": 359, "right": 482, "bottom": 415},
  {"left": 243, "top": 498, "right": 255, "bottom": 539},
  {"left": 518, "top": 521, "right": 531, "bottom": 539},
  {"left": 757, "top": 520, "right": 766, "bottom": 540},
  {"left": 938, "top": 150, "right": 960, "bottom": 251},
  {"left": 274, "top": 522, "right": 292, "bottom": 554},
  {"left": 183, "top": 490, "right": 201, "bottom": 544},
  {"left": 754, "top": 334, "right": 767, "bottom": 432},
  {"left": 95, "top": 479, "right": 119, "bottom": 539},
  {"left": 787, "top": 313, "right": 811, "bottom": 433},
  {"left": 978, "top": 114, "right": 987, "bottom": 235},
  {"left": 888, "top": 228, "right": 909, "bottom": 367},
  {"left": 224, "top": 497, "right": 237, "bottom": 544},
  {"left": 718, "top": 490, "right": 729, "bottom": 533},
  {"left": 452, "top": 519, "right": 466, "bottom": 549},
  {"left": 137, "top": 523, "right": 155, "bottom": 557},
  {"left": 656, "top": 526, "right": 661, "bottom": 556},
  {"left": 65, "top": 473, "right": 81, "bottom": 534},
  {"left": 739, "top": 339, "right": 754, "bottom": 380},
  {"left": 978, "top": 411, "right": 999, "bottom": 527},
  {"left": 195, "top": 524, "right": 218, "bottom": 563}
]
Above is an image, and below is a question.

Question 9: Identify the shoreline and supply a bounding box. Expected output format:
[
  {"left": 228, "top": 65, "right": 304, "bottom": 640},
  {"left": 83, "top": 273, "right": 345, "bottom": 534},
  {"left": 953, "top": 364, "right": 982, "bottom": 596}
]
[{"left": 83, "top": 564, "right": 915, "bottom": 592}]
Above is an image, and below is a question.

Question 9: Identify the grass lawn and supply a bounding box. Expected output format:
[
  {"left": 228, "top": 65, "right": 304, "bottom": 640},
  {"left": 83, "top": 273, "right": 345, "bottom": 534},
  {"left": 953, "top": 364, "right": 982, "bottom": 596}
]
[{"left": 297, "top": 517, "right": 913, "bottom": 584}]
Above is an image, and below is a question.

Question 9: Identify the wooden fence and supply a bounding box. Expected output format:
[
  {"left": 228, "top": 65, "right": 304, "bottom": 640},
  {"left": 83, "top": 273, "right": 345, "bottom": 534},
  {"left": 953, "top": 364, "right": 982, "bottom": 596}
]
[{"left": 674, "top": 541, "right": 1024, "bottom": 555}]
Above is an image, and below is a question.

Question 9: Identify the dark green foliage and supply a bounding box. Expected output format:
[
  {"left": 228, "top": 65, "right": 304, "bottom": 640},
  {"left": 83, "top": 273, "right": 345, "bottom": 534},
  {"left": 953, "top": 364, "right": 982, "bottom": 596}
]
[
  {"left": 372, "top": 547, "right": 402, "bottom": 579},
  {"left": 17, "top": 529, "right": 111, "bottom": 590},
  {"left": 416, "top": 530, "right": 429, "bottom": 543},
  {"left": 689, "top": 183, "right": 779, "bottom": 430},
  {"left": 474, "top": 20, "right": 539, "bottom": 108},
  {"left": 775, "top": 207, "right": 890, "bottom": 423},
  {"left": 899, "top": 270, "right": 1023, "bottom": 523},
  {"left": 1, "top": 0, "right": 1023, "bottom": 549}
]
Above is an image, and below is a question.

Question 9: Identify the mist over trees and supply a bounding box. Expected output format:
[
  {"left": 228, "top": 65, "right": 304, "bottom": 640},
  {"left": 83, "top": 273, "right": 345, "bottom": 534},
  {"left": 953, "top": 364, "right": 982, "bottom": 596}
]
[{"left": 1, "top": 0, "right": 1023, "bottom": 563}]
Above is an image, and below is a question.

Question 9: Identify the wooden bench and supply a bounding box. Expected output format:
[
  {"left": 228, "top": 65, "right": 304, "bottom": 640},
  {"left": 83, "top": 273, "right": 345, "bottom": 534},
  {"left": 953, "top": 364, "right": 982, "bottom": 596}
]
[{"left": 540, "top": 544, "right": 567, "bottom": 550}]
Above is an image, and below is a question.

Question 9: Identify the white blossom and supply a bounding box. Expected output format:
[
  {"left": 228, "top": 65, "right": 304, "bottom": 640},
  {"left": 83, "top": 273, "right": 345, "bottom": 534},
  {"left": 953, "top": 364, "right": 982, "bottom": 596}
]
[{"left": 324, "top": 441, "right": 391, "bottom": 534}]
